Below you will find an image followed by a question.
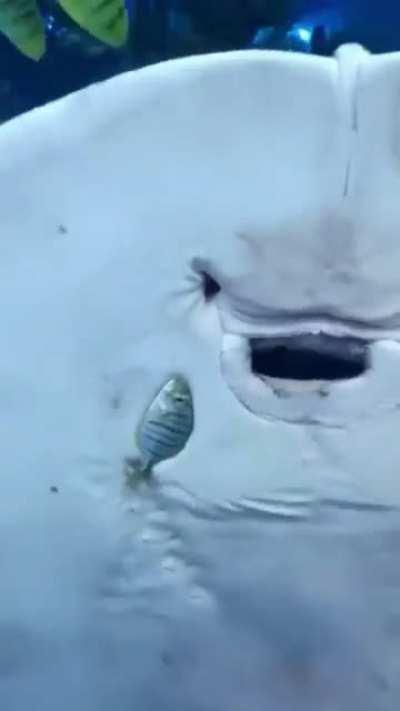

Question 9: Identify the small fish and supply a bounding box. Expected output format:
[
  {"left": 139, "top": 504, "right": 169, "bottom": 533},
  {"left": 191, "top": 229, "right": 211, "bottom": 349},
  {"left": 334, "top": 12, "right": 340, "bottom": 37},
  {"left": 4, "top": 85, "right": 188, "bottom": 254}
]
[
  {"left": 58, "top": 0, "right": 129, "bottom": 49},
  {"left": 0, "top": 0, "right": 46, "bottom": 61},
  {"left": 125, "top": 375, "right": 194, "bottom": 486}
]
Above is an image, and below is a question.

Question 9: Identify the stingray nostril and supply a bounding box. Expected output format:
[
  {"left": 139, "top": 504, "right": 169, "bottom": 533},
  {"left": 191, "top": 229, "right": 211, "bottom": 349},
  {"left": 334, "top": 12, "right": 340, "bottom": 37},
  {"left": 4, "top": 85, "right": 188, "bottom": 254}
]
[
  {"left": 190, "top": 258, "right": 221, "bottom": 301},
  {"left": 201, "top": 271, "right": 221, "bottom": 300}
]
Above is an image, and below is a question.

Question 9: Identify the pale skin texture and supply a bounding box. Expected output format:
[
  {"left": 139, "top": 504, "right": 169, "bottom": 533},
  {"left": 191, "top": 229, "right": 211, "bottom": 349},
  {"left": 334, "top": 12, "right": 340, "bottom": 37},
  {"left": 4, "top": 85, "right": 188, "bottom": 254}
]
[{"left": 1, "top": 46, "right": 400, "bottom": 710}]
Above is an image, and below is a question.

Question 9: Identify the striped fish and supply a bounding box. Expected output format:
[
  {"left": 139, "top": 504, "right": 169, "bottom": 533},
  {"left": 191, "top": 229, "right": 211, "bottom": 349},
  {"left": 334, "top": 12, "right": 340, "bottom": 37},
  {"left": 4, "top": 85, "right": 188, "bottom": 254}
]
[
  {"left": 0, "top": 0, "right": 45, "bottom": 61},
  {"left": 125, "top": 375, "right": 194, "bottom": 486},
  {"left": 58, "top": 0, "right": 129, "bottom": 48}
]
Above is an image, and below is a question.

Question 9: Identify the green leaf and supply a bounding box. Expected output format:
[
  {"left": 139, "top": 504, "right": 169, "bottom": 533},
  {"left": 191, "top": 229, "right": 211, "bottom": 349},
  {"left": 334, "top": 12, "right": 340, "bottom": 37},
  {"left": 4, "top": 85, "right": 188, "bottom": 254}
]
[
  {"left": 58, "top": 0, "right": 129, "bottom": 48},
  {"left": 0, "top": 0, "right": 45, "bottom": 60}
]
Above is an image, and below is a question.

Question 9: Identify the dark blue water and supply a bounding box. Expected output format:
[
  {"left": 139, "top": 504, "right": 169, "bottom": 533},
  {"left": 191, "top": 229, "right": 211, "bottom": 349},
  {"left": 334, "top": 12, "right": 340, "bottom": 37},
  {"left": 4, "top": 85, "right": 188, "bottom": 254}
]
[{"left": 1, "top": 1, "right": 400, "bottom": 124}]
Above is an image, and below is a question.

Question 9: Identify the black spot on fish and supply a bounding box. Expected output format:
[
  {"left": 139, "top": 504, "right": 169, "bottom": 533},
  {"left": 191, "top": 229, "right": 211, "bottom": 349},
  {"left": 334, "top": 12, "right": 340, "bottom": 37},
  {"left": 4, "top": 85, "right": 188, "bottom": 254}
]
[{"left": 50, "top": 486, "right": 59, "bottom": 493}]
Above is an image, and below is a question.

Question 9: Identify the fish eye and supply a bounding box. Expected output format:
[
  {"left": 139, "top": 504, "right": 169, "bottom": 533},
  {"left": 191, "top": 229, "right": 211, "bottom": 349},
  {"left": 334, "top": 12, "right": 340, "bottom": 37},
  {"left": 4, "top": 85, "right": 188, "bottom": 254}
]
[{"left": 173, "top": 393, "right": 186, "bottom": 402}]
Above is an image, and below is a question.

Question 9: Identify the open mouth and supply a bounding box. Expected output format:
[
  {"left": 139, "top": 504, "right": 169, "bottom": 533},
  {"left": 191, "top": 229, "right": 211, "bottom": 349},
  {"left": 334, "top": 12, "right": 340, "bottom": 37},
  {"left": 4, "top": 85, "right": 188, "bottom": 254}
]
[{"left": 250, "top": 334, "right": 370, "bottom": 382}]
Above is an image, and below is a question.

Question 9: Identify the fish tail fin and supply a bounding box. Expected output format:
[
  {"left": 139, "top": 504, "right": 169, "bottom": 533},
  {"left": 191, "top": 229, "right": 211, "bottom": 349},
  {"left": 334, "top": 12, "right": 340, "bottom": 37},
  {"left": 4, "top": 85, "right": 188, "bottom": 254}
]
[{"left": 124, "top": 457, "right": 152, "bottom": 488}]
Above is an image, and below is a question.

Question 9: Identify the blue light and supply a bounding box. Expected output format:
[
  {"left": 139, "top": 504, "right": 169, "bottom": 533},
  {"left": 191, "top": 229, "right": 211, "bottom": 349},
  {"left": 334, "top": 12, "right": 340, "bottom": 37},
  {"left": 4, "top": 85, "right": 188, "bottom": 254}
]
[
  {"left": 45, "top": 14, "right": 56, "bottom": 31},
  {"left": 297, "top": 27, "right": 312, "bottom": 42}
]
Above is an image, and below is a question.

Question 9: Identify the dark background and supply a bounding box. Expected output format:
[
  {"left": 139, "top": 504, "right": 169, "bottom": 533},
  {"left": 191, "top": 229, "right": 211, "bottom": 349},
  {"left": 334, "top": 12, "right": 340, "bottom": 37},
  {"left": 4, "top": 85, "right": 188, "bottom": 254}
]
[{"left": 1, "top": 1, "right": 399, "bottom": 123}]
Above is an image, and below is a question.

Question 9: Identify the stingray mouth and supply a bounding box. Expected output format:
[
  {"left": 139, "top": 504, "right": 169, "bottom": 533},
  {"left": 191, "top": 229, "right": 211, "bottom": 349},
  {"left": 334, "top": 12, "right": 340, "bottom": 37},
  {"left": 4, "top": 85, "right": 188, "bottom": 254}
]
[{"left": 249, "top": 334, "right": 370, "bottom": 382}]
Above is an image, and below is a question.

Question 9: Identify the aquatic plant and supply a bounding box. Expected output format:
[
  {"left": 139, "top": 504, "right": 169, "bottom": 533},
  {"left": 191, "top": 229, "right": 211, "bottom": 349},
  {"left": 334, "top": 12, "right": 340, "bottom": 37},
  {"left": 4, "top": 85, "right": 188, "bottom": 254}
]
[{"left": 0, "top": 0, "right": 129, "bottom": 60}]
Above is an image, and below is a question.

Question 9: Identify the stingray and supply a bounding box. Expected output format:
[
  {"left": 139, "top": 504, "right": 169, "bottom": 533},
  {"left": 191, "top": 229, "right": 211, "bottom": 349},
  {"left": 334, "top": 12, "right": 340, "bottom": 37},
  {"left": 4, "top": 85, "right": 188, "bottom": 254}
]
[{"left": 1, "top": 44, "right": 400, "bottom": 710}]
